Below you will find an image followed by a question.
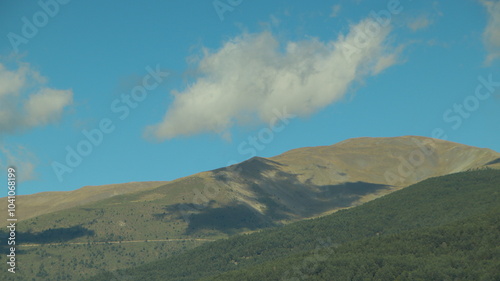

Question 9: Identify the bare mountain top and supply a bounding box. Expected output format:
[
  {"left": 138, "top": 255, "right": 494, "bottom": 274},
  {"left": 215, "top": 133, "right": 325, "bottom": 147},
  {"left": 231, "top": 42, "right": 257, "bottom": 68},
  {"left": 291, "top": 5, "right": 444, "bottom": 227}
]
[
  {"left": 270, "top": 136, "right": 499, "bottom": 187},
  {"left": 205, "top": 136, "right": 499, "bottom": 223}
]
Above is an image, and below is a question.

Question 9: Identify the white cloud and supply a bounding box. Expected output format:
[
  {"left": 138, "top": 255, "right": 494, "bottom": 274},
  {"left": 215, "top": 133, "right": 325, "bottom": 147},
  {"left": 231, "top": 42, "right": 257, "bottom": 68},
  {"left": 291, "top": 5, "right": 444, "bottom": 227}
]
[
  {"left": 372, "top": 45, "right": 405, "bottom": 75},
  {"left": 373, "top": 53, "right": 398, "bottom": 75},
  {"left": 0, "top": 63, "right": 28, "bottom": 98},
  {"left": 0, "top": 62, "right": 72, "bottom": 183},
  {"left": 0, "top": 62, "right": 73, "bottom": 135},
  {"left": 24, "top": 88, "right": 73, "bottom": 127},
  {"left": 481, "top": 0, "right": 500, "bottom": 64},
  {"left": 146, "top": 18, "right": 400, "bottom": 140},
  {"left": 0, "top": 144, "right": 37, "bottom": 182},
  {"left": 330, "top": 4, "right": 342, "bottom": 18},
  {"left": 408, "top": 15, "right": 432, "bottom": 31}
]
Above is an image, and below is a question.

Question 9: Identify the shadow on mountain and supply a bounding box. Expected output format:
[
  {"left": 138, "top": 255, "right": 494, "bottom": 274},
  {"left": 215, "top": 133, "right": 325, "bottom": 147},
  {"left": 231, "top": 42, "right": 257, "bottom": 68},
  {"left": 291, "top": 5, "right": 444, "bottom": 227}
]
[
  {"left": 154, "top": 201, "right": 274, "bottom": 235},
  {"left": 156, "top": 201, "right": 216, "bottom": 220},
  {"left": 243, "top": 169, "right": 391, "bottom": 218},
  {"left": 0, "top": 225, "right": 95, "bottom": 244},
  {"left": 486, "top": 157, "right": 500, "bottom": 165},
  {"left": 248, "top": 182, "right": 294, "bottom": 220},
  {"left": 164, "top": 160, "right": 392, "bottom": 235},
  {"left": 316, "top": 181, "right": 390, "bottom": 207},
  {"left": 184, "top": 203, "right": 275, "bottom": 235}
]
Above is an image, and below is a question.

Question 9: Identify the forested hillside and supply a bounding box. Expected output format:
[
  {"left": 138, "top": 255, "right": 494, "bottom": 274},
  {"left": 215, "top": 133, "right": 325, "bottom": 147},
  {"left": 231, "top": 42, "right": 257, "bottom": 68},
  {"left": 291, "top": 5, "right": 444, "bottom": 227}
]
[
  {"left": 91, "top": 169, "right": 500, "bottom": 280},
  {"left": 206, "top": 207, "right": 500, "bottom": 280}
]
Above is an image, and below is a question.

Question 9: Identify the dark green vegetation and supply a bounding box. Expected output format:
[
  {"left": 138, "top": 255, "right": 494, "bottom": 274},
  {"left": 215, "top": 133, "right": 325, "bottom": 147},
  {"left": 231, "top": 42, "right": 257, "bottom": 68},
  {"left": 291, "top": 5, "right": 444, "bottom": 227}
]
[
  {"left": 207, "top": 205, "right": 500, "bottom": 280},
  {"left": 0, "top": 240, "right": 205, "bottom": 281},
  {"left": 91, "top": 169, "right": 500, "bottom": 280}
]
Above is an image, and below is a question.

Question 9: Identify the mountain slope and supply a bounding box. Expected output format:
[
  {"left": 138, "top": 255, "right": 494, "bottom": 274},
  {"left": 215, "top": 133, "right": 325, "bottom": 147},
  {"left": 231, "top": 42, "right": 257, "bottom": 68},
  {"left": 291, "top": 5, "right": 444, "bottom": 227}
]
[
  {"left": 89, "top": 169, "right": 500, "bottom": 281},
  {"left": 0, "top": 181, "right": 168, "bottom": 223},
  {"left": 271, "top": 136, "right": 499, "bottom": 186},
  {"left": 204, "top": 136, "right": 500, "bottom": 223}
]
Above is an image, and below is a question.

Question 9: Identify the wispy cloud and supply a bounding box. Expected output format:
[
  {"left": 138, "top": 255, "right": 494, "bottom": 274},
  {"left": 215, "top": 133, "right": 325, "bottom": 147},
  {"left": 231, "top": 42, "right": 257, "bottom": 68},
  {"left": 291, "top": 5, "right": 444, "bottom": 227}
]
[
  {"left": 481, "top": 0, "right": 500, "bottom": 64},
  {"left": 408, "top": 15, "right": 433, "bottom": 31},
  {"left": 0, "top": 62, "right": 73, "bottom": 135},
  {"left": 330, "top": 4, "right": 341, "bottom": 18},
  {"left": 373, "top": 51, "right": 401, "bottom": 75},
  {"left": 146, "top": 18, "right": 400, "bottom": 140}
]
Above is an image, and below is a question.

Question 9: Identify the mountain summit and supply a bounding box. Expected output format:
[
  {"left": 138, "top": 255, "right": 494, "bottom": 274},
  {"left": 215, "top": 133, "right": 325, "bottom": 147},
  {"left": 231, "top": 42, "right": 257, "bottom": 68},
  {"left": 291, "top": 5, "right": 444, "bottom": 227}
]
[{"left": 207, "top": 136, "right": 499, "bottom": 223}]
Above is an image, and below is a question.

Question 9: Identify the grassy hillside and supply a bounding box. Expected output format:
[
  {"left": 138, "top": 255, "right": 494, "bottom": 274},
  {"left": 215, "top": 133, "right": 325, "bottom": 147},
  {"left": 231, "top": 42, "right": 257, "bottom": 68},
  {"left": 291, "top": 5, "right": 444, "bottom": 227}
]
[
  {"left": 0, "top": 181, "right": 167, "bottom": 224},
  {"left": 90, "top": 169, "right": 500, "bottom": 280},
  {"left": 0, "top": 176, "right": 223, "bottom": 281}
]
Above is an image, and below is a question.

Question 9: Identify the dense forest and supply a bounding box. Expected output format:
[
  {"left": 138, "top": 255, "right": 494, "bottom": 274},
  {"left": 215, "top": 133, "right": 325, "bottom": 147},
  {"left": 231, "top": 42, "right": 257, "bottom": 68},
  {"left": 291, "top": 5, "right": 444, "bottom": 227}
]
[
  {"left": 205, "top": 207, "right": 500, "bottom": 280},
  {"left": 91, "top": 169, "right": 500, "bottom": 280}
]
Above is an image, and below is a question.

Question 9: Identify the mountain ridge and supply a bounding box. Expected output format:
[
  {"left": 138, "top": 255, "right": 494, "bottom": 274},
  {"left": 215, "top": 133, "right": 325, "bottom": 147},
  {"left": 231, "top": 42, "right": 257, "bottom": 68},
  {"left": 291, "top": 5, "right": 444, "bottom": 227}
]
[{"left": 3, "top": 136, "right": 498, "bottom": 224}]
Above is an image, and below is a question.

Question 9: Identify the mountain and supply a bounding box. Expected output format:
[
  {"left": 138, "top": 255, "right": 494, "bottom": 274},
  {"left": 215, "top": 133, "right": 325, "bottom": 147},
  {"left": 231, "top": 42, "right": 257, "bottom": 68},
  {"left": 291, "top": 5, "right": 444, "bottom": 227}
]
[
  {"left": 89, "top": 169, "right": 500, "bottom": 281},
  {"left": 1, "top": 136, "right": 498, "bottom": 280},
  {"left": 208, "top": 136, "right": 499, "bottom": 222},
  {"left": 0, "top": 181, "right": 168, "bottom": 223},
  {"left": 5, "top": 136, "right": 498, "bottom": 225},
  {"left": 270, "top": 136, "right": 499, "bottom": 186}
]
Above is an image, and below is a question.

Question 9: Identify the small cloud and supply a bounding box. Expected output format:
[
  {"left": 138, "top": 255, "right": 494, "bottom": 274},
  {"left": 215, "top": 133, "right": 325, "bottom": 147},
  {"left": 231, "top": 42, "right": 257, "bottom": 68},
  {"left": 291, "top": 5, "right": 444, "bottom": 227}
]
[
  {"left": 330, "top": 4, "right": 342, "bottom": 18},
  {"left": 373, "top": 54, "right": 397, "bottom": 75},
  {"left": 0, "top": 62, "right": 73, "bottom": 135},
  {"left": 146, "top": 18, "right": 401, "bottom": 140},
  {"left": 408, "top": 15, "right": 433, "bottom": 31},
  {"left": 0, "top": 61, "right": 72, "bottom": 184},
  {"left": 270, "top": 14, "right": 281, "bottom": 27},
  {"left": 372, "top": 45, "right": 405, "bottom": 75},
  {"left": 432, "top": 1, "right": 444, "bottom": 17},
  {"left": 480, "top": 0, "right": 500, "bottom": 64},
  {"left": 0, "top": 144, "right": 38, "bottom": 182},
  {"left": 24, "top": 88, "right": 73, "bottom": 127}
]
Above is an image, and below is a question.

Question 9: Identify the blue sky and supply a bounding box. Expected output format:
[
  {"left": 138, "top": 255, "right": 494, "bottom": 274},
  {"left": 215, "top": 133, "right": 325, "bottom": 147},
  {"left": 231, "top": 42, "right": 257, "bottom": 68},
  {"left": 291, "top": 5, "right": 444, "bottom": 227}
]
[{"left": 0, "top": 0, "right": 499, "bottom": 195}]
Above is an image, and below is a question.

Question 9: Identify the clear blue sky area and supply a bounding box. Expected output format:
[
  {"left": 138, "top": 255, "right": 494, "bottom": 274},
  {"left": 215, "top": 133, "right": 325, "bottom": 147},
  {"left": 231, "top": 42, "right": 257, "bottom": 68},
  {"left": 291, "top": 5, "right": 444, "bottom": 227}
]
[{"left": 1, "top": 0, "right": 499, "bottom": 195}]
